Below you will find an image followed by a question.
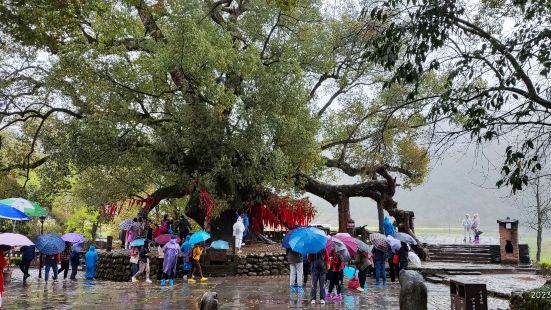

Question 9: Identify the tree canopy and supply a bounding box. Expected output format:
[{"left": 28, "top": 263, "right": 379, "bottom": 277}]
[{"left": 0, "top": 0, "right": 431, "bottom": 234}]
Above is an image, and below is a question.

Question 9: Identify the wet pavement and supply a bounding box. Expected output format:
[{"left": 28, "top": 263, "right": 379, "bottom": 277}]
[{"left": 2, "top": 268, "right": 523, "bottom": 309}]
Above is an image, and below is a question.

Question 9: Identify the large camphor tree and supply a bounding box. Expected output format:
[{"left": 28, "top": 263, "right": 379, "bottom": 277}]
[{"left": 0, "top": 0, "right": 430, "bottom": 239}]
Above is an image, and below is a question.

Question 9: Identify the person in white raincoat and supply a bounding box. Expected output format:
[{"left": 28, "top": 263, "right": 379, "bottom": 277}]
[
  {"left": 233, "top": 216, "right": 245, "bottom": 253},
  {"left": 462, "top": 214, "right": 472, "bottom": 243}
]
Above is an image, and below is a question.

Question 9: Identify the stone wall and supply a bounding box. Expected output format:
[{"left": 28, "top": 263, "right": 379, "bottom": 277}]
[
  {"left": 236, "top": 253, "right": 289, "bottom": 276},
  {"left": 94, "top": 250, "right": 185, "bottom": 282}
]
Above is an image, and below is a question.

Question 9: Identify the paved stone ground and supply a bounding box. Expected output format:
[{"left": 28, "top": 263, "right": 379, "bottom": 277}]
[
  {"left": 417, "top": 234, "right": 499, "bottom": 245},
  {"left": 2, "top": 268, "right": 523, "bottom": 309}
]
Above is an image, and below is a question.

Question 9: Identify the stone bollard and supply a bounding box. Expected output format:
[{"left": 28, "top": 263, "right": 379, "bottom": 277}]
[
  {"left": 199, "top": 292, "right": 218, "bottom": 310},
  {"left": 399, "top": 270, "right": 427, "bottom": 310},
  {"left": 107, "top": 236, "right": 113, "bottom": 251}
]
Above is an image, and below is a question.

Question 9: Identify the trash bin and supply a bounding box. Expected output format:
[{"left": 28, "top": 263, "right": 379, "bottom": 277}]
[{"left": 450, "top": 280, "right": 488, "bottom": 310}]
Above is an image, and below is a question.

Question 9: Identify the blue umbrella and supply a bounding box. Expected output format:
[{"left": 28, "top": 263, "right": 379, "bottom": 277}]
[
  {"left": 119, "top": 219, "right": 134, "bottom": 230},
  {"left": 287, "top": 227, "right": 328, "bottom": 255},
  {"left": 36, "top": 234, "right": 65, "bottom": 255},
  {"left": 131, "top": 238, "right": 146, "bottom": 247},
  {"left": 210, "top": 240, "right": 229, "bottom": 250},
  {"left": 0, "top": 203, "right": 32, "bottom": 221},
  {"left": 188, "top": 231, "right": 211, "bottom": 246},
  {"left": 282, "top": 227, "right": 305, "bottom": 249}
]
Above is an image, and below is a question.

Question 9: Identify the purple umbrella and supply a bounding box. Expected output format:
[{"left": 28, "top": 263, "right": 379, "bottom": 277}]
[
  {"left": 62, "top": 233, "right": 86, "bottom": 244},
  {"left": 0, "top": 233, "right": 34, "bottom": 246}
]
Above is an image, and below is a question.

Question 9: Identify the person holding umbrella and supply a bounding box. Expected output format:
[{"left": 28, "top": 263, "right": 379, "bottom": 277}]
[
  {"left": 69, "top": 243, "right": 82, "bottom": 280},
  {"left": 132, "top": 240, "right": 153, "bottom": 283},
  {"left": 44, "top": 253, "right": 59, "bottom": 283},
  {"left": 372, "top": 247, "right": 386, "bottom": 286},
  {"left": 287, "top": 248, "right": 303, "bottom": 294},
  {"left": 353, "top": 251, "right": 371, "bottom": 291},
  {"left": 0, "top": 249, "right": 6, "bottom": 307},
  {"left": 57, "top": 242, "right": 72, "bottom": 280},
  {"left": 308, "top": 249, "right": 326, "bottom": 305},
  {"left": 188, "top": 242, "right": 208, "bottom": 283},
  {"left": 327, "top": 249, "right": 344, "bottom": 301}
]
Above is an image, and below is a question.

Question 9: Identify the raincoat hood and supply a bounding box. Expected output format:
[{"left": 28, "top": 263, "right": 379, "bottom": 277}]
[{"left": 88, "top": 245, "right": 96, "bottom": 252}]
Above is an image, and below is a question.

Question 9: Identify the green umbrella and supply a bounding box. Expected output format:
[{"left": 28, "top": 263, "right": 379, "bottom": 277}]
[{"left": 0, "top": 198, "right": 48, "bottom": 217}]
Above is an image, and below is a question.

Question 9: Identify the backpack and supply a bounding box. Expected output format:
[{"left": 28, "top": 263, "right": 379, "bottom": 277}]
[{"left": 392, "top": 254, "right": 399, "bottom": 265}]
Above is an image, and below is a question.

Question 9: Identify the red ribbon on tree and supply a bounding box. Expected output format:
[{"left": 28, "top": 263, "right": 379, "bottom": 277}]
[{"left": 249, "top": 195, "right": 316, "bottom": 233}]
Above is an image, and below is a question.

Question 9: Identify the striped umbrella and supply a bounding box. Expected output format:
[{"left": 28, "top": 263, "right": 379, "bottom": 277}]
[{"left": 369, "top": 233, "right": 389, "bottom": 251}]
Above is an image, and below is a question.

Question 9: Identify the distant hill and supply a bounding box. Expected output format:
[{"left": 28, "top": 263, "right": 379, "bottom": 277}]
[{"left": 310, "top": 143, "right": 527, "bottom": 233}]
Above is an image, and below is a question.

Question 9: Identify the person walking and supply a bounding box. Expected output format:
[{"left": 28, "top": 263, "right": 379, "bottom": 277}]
[
  {"left": 472, "top": 213, "right": 481, "bottom": 244},
  {"left": 69, "top": 243, "right": 82, "bottom": 280},
  {"left": 57, "top": 242, "right": 72, "bottom": 280},
  {"left": 232, "top": 216, "right": 245, "bottom": 254},
  {"left": 354, "top": 251, "right": 371, "bottom": 290},
  {"left": 387, "top": 249, "right": 400, "bottom": 282},
  {"left": 327, "top": 249, "right": 344, "bottom": 300},
  {"left": 44, "top": 253, "right": 59, "bottom": 283},
  {"left": 308, "top": 249, "right": 326, "bottom": 305},
  {"left": 126, "top": 219, "right": 138, "bottom": 249},
  {"left": 19, "top": 245, "right": 35, "bottom": 283},
  {"left": 462, "top": 214, "right": 472, "bottom": 243},
  {"left": 188, "top": 243, "right": 208, "bottom": 283},
  {"left": 85, "top": 245, "right": 99, "bottom": 280},
  {"left": 161, "top": 236, "right": 180, "bottom": 286},
  {"left": 372, "top": 247, "right": 386, "bottom": 286},
  {"left": 132, "top": 240, "right": 153, "bottom": 283},
  {"left": 178, "top": 215, "right": 192, "bottom": 241},
  {"left": 287, "top": 249, "right": 303, "bottom": 294}
]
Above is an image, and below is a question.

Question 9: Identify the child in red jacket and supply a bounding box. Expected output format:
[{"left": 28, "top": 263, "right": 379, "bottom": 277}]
[{"left": 327, "top": 250, "right": 344, "bottom": 301}]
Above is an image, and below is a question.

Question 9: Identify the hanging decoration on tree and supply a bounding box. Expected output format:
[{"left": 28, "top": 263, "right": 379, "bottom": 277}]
[
  {"left": 100, "top": 195, "right": 154, "bottom": 221},
  {"left": 199, "top": 189, "right": 216, "bottom": 231},
  {"left": 249, "top": 195, "right": 316, "bottom": 233}
]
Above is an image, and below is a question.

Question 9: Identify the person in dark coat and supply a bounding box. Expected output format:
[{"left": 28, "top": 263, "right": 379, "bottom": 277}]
[
  {"left": 178, "top": 215, "right": 191, "bottom": 241},
  {"left": 308, "top": 250, "right": 326, "bottom": 305},
  {"left": 372, "top": 247, "right": 386, "bottom": 286},
  {"left": 398, "top": 242, "right": 409, "bottom": 271},
  {"left": 69, "top": 243, "right": 82, "bottom": 280},
  {"left": 19, "top": 245, "right": 35, "bottom": 283},
  {"left": 387, "top": 249, "right": 400, "bottom": 282},
  {"left": 57, "top": 242, "right": 72, "bottom": 279}
]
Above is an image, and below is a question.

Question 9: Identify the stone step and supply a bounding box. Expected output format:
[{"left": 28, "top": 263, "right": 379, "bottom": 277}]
[
  {"left": 428, "top": 259, "right": 495, "bottom": 264},
  {"left": 430, "top": 252, "right": 494, "bottom": 257}
]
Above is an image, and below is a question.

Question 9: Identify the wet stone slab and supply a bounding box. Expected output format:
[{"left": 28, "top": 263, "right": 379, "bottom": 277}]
[{"left": 3, "top": 269, "right": 514, "bottom": 309}]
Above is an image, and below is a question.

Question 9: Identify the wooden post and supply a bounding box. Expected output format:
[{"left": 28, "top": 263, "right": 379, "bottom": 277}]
[{"left": 106, "top": 236, "right": 113, "bottom": 252}]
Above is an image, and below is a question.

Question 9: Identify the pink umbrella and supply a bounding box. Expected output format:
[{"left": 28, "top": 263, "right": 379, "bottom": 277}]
[
  {"left": 0, "top": 233, "right": 34, "bottom": 246},
  {"left": 333, "top": 233, "right": 359, "bottom": 255},
  {"left": 154, "top": 234, "right": 181, "bottom": 245}
]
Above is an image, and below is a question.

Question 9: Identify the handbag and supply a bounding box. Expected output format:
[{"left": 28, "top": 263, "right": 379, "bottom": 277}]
[
  {"left": 392, "top": 254, "right": 400, "bottom": 265},
  {"left": 348, "top": 275, "right": 360, "bottom": 289}
]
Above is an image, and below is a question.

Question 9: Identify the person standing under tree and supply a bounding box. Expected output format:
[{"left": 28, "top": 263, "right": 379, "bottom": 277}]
[
  {"left": 372, "top": 247, "right": 386, "bottom": 286},
  {"left": 387, "top": 249, "right": 400, "bottom": 282},
  {"left": 308, "top": 249, "right": 326, "bottom": 305},
  {"left": 178, "top": 215, "right": 192, "bottom": 242},
  {"left": 0, "top": 250, "right": 6, "bottom": 308},
  {"left": 354, "top": 251, "right": 371, "bottom": 290},
  {"left": 232, "top": 216, "right": 245, "bottom": 254},
  {"left": 287, "top": 249, "right": 304, "bottom": 294},
  {"left": 85, "top": 245, "right": 99, "bottom": 280},
  {"left": 471, "top": 213, "right": 481, "bottom": 244},
  {"left": 462, "top": 214, "right": 472, "bottom": 243}
]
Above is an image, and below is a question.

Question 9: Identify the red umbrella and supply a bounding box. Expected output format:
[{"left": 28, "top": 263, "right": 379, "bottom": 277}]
[{"left": 154, "top": 234, "right": 181, "bottom": 245}]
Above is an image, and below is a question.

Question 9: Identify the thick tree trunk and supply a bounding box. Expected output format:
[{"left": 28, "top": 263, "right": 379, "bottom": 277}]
[
  {"left": 377, "top": 201, "right": 384, "bottom": 234},
  {"left": 338, "top": 193, "right": 351, "bottom": 233}
]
